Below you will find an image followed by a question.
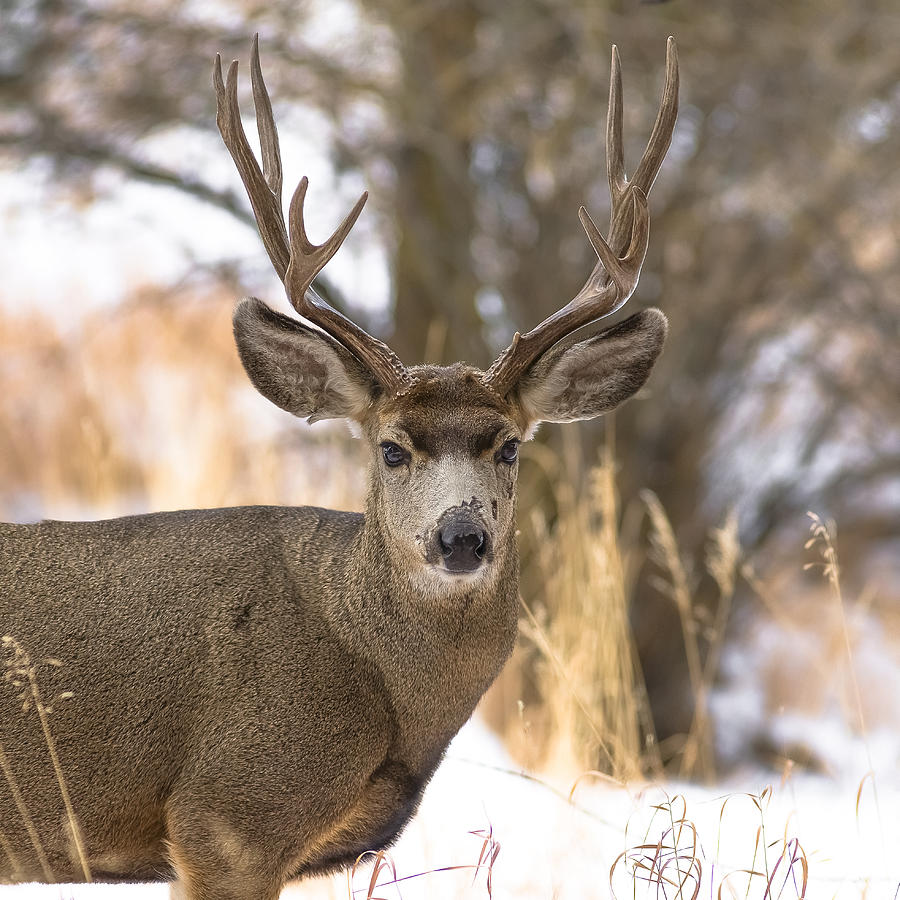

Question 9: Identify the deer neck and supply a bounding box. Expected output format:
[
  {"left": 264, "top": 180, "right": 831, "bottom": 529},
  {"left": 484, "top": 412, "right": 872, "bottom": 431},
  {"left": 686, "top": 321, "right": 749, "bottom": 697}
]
[{"left": 331, "top": 502, "right": 519, "bottom": 773}]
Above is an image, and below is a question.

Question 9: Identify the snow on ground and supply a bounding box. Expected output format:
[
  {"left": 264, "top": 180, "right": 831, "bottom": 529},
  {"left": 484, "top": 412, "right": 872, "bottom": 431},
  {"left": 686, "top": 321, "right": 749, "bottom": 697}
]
[{"left": 3, "top": 716, "right": 898, "bottom": 899}]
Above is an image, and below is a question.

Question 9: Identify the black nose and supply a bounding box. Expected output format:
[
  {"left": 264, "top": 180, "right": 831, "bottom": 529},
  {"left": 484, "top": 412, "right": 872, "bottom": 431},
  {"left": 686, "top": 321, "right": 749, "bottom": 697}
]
[{"left": 438, "top": 519, "right": 488, "bottom": 574}]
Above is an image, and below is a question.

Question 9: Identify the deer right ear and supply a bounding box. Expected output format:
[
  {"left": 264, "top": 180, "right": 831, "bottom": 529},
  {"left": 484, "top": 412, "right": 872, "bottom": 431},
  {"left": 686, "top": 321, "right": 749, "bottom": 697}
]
[{"left": 233, "top": 298, "right": 377, "bottom": 423}]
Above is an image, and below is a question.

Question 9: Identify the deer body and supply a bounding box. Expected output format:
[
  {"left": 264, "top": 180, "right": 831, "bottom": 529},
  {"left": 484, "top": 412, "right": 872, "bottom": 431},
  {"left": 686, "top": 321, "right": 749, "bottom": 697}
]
[
  {"left": 0, "top": 471, "right": 517, "bottom": 886},
  {"left": 0, "top": 37, "right": 677, "bottom": 898}
]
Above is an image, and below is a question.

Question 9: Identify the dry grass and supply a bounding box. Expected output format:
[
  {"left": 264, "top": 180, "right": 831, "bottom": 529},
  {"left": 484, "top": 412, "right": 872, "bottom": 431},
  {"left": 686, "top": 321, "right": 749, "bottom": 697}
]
[
  {"left": 642, "top": 495, "right": 742, "bottom": 782},
  {"left": 0, "top": 740, "right": 45, "bottom": 882},
  {"left": 0, "top": 289, "right": 365, "bottom": 521},
  {"left": 491, "top": 430, "right": 742, "bottom": 784},
  {"left": 516, "top": 435, "right": 655, "bottom": 781},
  {"left": 0, "top": 636, "right": 89, "bottom": 883},
  {"left": 344, "top": 827, "right": 500, "bottom": 900},
  {"left": 310, "top": 768, "right": 821, "bottom": 900}
]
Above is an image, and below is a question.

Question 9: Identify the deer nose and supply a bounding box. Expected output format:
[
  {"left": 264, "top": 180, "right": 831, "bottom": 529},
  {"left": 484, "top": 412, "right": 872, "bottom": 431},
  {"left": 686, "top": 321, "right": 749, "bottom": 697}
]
[{"left": 437, "top": 519, "right": 488, "bottom": 574}]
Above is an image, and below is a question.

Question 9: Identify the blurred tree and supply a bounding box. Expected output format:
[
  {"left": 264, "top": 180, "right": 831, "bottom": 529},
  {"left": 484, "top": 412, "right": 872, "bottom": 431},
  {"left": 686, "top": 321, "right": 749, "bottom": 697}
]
[{"left": 2, "top": 0, "right": 899, "bottom": 767}]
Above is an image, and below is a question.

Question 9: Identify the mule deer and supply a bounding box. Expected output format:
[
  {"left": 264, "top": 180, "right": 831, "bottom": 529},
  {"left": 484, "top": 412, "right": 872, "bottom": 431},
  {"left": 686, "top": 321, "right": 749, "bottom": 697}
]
[{"left": 0, "top": 36, "right": 678, "bottom": 898}]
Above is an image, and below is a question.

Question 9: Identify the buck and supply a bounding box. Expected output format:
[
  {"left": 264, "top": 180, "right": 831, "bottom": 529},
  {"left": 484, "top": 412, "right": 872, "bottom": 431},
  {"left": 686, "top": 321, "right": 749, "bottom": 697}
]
[{"left": 0, "top": 37, "right": 678, "bottom": 898}]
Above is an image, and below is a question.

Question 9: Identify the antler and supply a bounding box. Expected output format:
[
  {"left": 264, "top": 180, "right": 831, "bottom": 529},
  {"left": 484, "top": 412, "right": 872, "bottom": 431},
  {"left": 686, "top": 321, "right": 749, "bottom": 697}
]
[
  {"left": 485, "top": 37, "right": 679, "bottom": 397},
  {"left": 214, "top": 36, "right": 412, "bottom": 395}
]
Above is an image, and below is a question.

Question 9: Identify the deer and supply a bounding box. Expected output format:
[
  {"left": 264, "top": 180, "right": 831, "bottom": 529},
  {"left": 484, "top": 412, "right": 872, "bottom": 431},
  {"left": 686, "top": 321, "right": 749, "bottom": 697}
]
[{"left": 0, "top": 36, "right": 678, "bottom": 899}]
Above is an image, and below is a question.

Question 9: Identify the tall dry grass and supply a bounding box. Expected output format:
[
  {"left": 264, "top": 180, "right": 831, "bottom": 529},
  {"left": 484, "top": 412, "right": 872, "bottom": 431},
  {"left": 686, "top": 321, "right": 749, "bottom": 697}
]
[
  {"left": 488, "top": 422, "right": 742, "bottom": 783},
  {"left": 486, "top": 428, "right": 888, "bottom": 790},
  {"left": 515, "top": 434, "right": 656, "bottom": 782},
  {"left": 1, "top": 636, "right": 90, "bottom": 884},
  {"left": 0, "top": 287, "right": 365, "bottom": 523}
]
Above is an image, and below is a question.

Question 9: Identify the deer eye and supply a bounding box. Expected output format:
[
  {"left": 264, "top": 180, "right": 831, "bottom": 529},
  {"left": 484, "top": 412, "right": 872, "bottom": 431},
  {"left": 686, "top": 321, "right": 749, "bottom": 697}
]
[
  {"left": 381, "top": 441, "right": 409, "bottom": 467},
  {"left": 497, "top": 439, "right": 519, "bottom": 465}
]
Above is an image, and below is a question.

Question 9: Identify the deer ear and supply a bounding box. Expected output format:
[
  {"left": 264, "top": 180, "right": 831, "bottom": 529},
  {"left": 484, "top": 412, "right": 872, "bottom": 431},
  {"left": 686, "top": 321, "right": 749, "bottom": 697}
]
[
  {"left": 515, "top": 309, "right": 667, "bottom": 426},
  {"left": 233, "top": 298, "right": 377, "bottom": 423}
]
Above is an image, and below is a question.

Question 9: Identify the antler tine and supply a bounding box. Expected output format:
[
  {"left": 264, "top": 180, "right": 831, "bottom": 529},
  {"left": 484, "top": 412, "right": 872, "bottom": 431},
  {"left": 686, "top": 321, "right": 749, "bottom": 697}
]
[
  {"left": 631, "top": 37, "right": 679, "bottom": 201},
  {"left": 484, "top": 190, "right": 651, "bottom": 395},
  {"left": 285, "top": 176, "right": 367, "bottom": 284},
  {"left": 606, "top": 45, "right": 626, "bottom": 210},
  {"left": 214, "top": 51, "right": 290, "bottom": 279},
  {"left": 485, "top": 40, "right": 678, "bottom": 397},
  {"left": 608, "top": 37, "right": 679, "bottom": 257},
  {"left": 250, "top": 34, "right": 283, "bottom": 201},
  {"left": 283, "top": 180, "right": 410, "bottom": 392},
  {"left": 216, "top": 41, "right": 412, "bottom": 396},
  {"left": 578, "top": 189, "right": 650, "bottom": 294}
]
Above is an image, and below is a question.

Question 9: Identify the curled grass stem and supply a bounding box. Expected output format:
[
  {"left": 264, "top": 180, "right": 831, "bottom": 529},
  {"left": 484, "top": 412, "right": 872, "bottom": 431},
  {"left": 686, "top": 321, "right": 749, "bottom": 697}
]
[{"left": 2, "top": 636, "right": 91, "bottom": 882}]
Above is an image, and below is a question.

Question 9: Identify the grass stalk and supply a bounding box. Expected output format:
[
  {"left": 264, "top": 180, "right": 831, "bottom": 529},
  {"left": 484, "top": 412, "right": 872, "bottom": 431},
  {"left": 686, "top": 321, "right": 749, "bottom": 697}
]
[
  {"left": 0, "top": 740, "right": 49, "bottom": 881},
  {"left": 804, "top": 513, "right": 884, "bottom": 854},
  {"left": 520, "top": 430, "right": 655, "bottom": 781},
  {"left": 0, "top": 824, "right": 22, "bottom": 883},
  {"left": 2, "top": 636, "right": 91, "bottom": 882},
  {"left": 642, "top": 491, "right": 713, "bottom": 782}
]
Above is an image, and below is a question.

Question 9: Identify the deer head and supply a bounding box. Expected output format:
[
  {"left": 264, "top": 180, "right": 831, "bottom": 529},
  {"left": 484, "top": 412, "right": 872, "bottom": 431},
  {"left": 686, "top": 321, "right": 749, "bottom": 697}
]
[{"left": 215, "top": 36, "right": 678, "bottom": 595}]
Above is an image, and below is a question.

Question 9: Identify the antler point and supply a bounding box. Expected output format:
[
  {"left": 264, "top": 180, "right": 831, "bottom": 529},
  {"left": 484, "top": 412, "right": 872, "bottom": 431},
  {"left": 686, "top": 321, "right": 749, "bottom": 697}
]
[{"left": 488, "top": 41, "right": 675, "bottom": 391}]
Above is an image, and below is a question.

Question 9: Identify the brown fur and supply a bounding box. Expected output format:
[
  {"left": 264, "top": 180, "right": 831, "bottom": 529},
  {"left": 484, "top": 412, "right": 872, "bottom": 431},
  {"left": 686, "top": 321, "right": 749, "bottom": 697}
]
[{"left": 0, "top": 303, "right": 665, "bottom": 895}]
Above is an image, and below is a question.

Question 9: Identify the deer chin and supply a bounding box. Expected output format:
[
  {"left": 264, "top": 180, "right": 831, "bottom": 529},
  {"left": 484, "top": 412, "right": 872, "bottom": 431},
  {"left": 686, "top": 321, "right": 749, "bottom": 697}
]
[{"left": 407, "top": 559, "right": 495, "bottom": 598}]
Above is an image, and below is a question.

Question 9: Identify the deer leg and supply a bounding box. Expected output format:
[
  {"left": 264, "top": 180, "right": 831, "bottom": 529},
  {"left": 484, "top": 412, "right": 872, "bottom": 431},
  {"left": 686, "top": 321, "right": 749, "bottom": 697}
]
[
  {"left": 166, "top": 806, "right": 282, "bottom": 900},
  {"left": 167, "top": 845, "right": 282, "bottom": 900},
  {"left": 169, "top": 873, "right": 281, "bottom": 900}
]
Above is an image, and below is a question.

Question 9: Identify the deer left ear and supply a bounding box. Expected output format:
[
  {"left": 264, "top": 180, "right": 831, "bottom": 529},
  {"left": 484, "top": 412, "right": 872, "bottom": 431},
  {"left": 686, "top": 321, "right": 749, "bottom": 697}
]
[
  {"left": 515, "top": 308, "right": 667, "bottom": 425},
  {"left": 233, "top": 297, "right": 378, "bottom": 424}
]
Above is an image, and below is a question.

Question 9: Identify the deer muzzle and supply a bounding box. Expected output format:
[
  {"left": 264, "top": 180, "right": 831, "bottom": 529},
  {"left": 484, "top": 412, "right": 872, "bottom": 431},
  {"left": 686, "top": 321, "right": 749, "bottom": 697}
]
[{"left": 435, "top": 511, "right": 490, "bottom": 575}]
